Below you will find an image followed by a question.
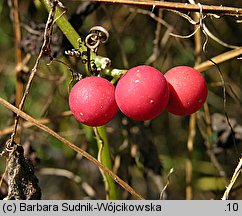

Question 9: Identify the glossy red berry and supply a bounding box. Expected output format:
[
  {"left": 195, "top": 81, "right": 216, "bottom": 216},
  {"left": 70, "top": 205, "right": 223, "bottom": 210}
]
[
  {"left": 165, "top": 66, "right": 208, "bottom": 116},
  {"left": 115, "top": 65, "right": 169, "bottom": 121},
  {"left": 69, "top": 76, "right": 119, "bottom": 126}
]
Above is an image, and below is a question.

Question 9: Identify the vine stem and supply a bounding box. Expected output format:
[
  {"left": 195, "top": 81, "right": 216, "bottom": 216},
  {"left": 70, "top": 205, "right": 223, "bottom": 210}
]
[
  {"left": 92, "top": 0, "right": 242, "bottom": 16},
  {"left": 94, "top": 127, "right": 120, "bottom": 199},
  {"left": 41, "top": 0, "right": 112, "bottom": 75},
  {"left": 41, "top": 0, "right": 119, "bottom": 199},
  {"left": 0, "top": 96, "right": 144, "bottom": 200},
  {"left": 41, "top": 0, "right": 80, "bottom": 49}
]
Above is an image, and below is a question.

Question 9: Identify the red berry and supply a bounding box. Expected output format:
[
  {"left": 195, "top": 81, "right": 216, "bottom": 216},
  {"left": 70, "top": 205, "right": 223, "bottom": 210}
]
[
  {"left": 164, "top": 66, "right": 208, "bottom": 116},
  {"left": 69, "top": 76, "right": 118, "bottom": 126},
  {"left": 115, "top": 65, "right": 169, "bottom": 121}
]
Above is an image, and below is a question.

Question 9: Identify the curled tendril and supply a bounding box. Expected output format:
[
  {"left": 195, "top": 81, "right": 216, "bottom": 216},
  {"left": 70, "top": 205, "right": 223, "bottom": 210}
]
[
  {"left": 168, "top": 3, "right": 205, "bottom": 39},
  {"left": 197, "top": 3, "right": 204, "bottom": 27},
  {"left": 85, "top": 26, "right": 109, "bottom": 53},
  {"left": 65, "top": 38, "right": 89, "bottom": 64},
  {"left": 169, "top": 2, "right": 240, "bottom": 49},
  {"left": 65, "top": 49, "right": 82, "bottom": 58},
  {"left": 0, "top": 139, "right": 16, "bottom": 158},
  {"left": 65, "top": 26, "right": 110, "bottom": 75}
]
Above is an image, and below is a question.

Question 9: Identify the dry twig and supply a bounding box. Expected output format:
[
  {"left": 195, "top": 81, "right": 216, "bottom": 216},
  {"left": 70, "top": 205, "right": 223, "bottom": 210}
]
[
  {"left": 0, "top": 97, "right": 144, "bottom": 200},
  {"left": 160, "top": 168, "right": 174, "bottom": 200},
  {"left": 195, "top": 47, "right": 242, "bottom": 72},
  {"left": 10, "top": 0, "right": 24, "bottom": 143},
  {"left": 9, "top": 0, "right": 63, "bottom": 147},
  {"left": 222, "top": 157, "right": 242, "bottom": 200},
  {"left": 0, "top": 111, "right": 72, "bottom": 137},
  {"left": 92, "top": 0, "right": 242, "bottom": 17}
]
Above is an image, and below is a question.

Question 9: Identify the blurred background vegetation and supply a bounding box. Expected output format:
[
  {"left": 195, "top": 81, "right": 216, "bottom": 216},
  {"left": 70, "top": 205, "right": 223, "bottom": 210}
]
[{"left": 0, "top": 0, "right": 242, "bottom": 199}]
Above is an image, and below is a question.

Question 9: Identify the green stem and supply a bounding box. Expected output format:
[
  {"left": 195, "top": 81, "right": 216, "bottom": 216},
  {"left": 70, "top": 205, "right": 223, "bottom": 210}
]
[
  {"left": 96, "top": 126, "right": 119, "bottom": 199},
  {"left": 41, "top": 0, "right": 119, "bottom": 199},
  {"left": 41, "top": 0, "right": 98, "bottom": 72},
  {"left": 41, "top": 0, "right": 82, "bottom": 50},
  {"left": 41, "top": 0, "right": 126, "bottom": 79}
]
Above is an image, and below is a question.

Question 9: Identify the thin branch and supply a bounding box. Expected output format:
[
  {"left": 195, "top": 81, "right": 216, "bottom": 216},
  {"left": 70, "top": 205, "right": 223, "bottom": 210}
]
[
  {"left": 0, "top": 96, "right": 144, "bottom": 200},
  {"left": 38, "top": 167, "right": 82, "bottom": 183},
  {"left": 196, "top": 110, "right": 229, "bottom": 180},
  {"left": 186, "top": 114, "right": 196, "bottom": 200},
  {"left": 160, "top": 168, "right": 174, "bottom": 200},
  {"left": 91, "top": 0, "right": 242, "bottom": 17},
  {"left": 145, "top": 9, "right": 163, "bottom": 65},
  {"left": 170, "top": 25, "right": 200, "bottom": 39},
  {"left": 102, "top": 5, "right": 129, "bottom": 68},
  {"left": 210, "top": 81, "right": 242, "bottom": 106},
  {"left": 129, "top": 7, "right": 171, "bottom": 29},
  {"left": 164, "top": 5, "right": 241, "bottom": 49},
  {"left": 9, "top": 0, "right": 61, "bottom": 146},
  {"left": 195, "top": 47, "right": 242, "bottom": 72},
  {"left": 39, "top": 167, "right": 97, "bottom": 198},
  {"left": 222, "top": 157, "right": 242, "bottom": 200},
  {"left": 11, "top": 0, "right": 23, "bottom": 143},
  {"left": 0, "top": 111, "right": 72, "bottom": 136},
  {"left": 203, "top": 25, "right": 240, "bottom": 49},
  {"left": 201, "top": 21, "right": 238, "bottom": 156},
  {"left": 185, "top": 1, "right": 201, "bottom": 199},
  {"left": 167, "top": 9, "right": 197, "bottom": 25},
  {"left": 11, "top": 0, "right": 23, "bottom": 107}
]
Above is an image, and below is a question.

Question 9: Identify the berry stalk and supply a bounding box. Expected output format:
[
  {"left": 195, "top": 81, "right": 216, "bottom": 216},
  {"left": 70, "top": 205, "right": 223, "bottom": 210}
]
[
  {"left": 94, "top": 126, "right": 120, "bottom": 199},
  {"left": 41, "top": 0, "right": 119, "bottom": 199}
]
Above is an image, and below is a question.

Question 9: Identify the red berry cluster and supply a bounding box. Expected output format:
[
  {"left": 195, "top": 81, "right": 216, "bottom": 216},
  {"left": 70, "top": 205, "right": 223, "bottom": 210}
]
[{"left": 69, "top": 65, "right": 208, "bottom": 126}]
